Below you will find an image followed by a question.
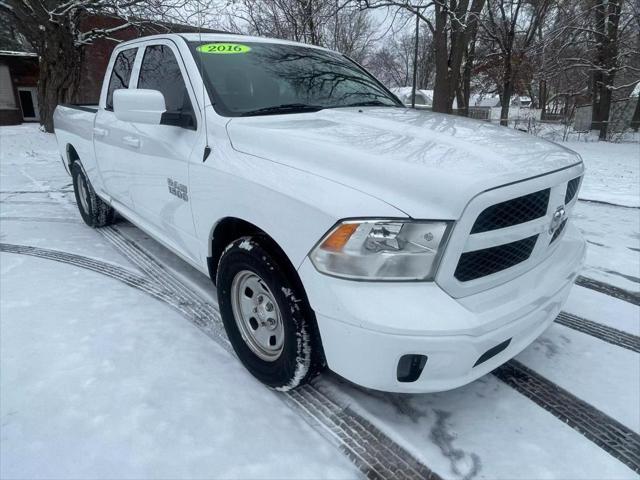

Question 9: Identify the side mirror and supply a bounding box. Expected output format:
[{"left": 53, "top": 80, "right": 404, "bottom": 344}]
[{"left": 113, "top": 89, "right": 166, "bottom": 124}]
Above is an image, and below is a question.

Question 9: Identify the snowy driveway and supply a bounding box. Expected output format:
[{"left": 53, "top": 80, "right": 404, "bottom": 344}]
[{"left": 1, "top": 125, "right": 639, "bottom": 479}]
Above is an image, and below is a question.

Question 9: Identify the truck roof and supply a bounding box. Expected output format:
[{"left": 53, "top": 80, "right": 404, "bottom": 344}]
[{"left": 118, "top": 33, "right": 332, "bottom": 53}]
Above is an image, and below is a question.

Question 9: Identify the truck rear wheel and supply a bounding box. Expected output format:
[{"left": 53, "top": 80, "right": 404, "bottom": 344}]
[
  {"left": 217, "top": 236, "right": 320, "bottom": 390},
  {"left": 71, "top": 163, "right": 115, "bottom": 228}
]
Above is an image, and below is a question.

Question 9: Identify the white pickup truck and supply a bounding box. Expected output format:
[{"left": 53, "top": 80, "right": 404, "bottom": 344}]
[{"left": 54, "top": 33, "right": 586, "bottom": 393}]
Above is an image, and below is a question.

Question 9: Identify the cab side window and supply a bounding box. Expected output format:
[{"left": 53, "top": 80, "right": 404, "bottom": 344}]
[
  {"left": 105, "top": 48, "right": 137, "bottom": 111},
  {"left": 138, "top": 45, "right": 195, "bottom": 128}
]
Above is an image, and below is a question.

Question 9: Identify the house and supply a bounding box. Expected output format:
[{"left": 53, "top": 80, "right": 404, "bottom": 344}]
[
  {"left": 468, "top": 94, "right": 501, "bottom": 108},
  {"left": 515, "top": 96, "right": 532, "bottom": 108},
  {"left": 0, "top": 15, "right": 222, "bottom": 126},
  {"left": 0, "top": 51, "right": 39, "bottom": 125},
  {"left": 574, "top": 87, "right": 640, "bottom": 134},
  {"left": 390, "top": 87, "right": 433, "bottom": 108}
]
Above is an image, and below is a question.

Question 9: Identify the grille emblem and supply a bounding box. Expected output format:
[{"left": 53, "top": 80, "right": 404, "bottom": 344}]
[{"left": 549, "top": 206, "right": 566, "bottom": 234}]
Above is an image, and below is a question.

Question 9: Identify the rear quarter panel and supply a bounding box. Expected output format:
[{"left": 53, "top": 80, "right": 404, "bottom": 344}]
[{"left": 53, "top": 106, "right": 100, "bottom": 187}]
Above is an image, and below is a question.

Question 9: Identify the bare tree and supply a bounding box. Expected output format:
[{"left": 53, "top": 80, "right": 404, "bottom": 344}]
[
  {"left": 478, "top": 0, "right": 551, "bottom": 126},
  {"left": 366, "top": 25, "right": 433, "bottom": 89},
  {"left": 224, "top": 0, "right": 336, "bottom": 45},
  {"left": 333, "top": 7, "right": 378, "bottom": 63},
  {"left": 356, "top": 0, "right": 485, "bottom": 113},
  {"left": 533, "top": 0, "right": 639, "bottom": 138},
  {"left": 590, "top": 0, "right": 625, "bottom": 139},
  {"left": 0, "top": 0, "right": 197, "bottom": 132}
]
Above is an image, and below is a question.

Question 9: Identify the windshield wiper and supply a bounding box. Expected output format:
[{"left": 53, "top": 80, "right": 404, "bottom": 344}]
[
  {"left": 240, "top": 103, "right": 325, "bottom": 116},
  {"left": 339, "top": 100, "right": 399, "bottom": 108}
]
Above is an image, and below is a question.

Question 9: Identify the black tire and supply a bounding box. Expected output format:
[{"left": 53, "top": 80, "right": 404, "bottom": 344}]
[
  {"left": 71, "top": 162, "right": 115, "bottom": 228},
  {"left": 217, "top": 236, "right": 321, "bottom": 390}
]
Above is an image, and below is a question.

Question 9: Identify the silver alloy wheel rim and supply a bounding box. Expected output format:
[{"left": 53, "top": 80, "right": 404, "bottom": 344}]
[
  {"left": 78, "top": 175, "right": 90, "bottom": 214},
  {"left": 230, "top": 270, "right": 285, "bottom": 362}
]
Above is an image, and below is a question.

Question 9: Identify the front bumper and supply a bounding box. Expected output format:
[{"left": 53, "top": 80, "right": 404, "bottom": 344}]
[{"left": 298, "top": 224, "right": 586, "bottom": 393}]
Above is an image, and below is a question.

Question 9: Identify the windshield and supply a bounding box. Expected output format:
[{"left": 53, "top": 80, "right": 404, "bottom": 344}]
[{"left": 189, "top": 41, "right": 402, "bottom": 116}]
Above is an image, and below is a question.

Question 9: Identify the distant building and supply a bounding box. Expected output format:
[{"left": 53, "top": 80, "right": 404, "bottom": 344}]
[
  {"left": 0, "top": 15, "right": 222, "bottom": 126},
  {"left": 390, "top": 87, "right": 433, "bottom": 108},
  {"left": 469, "top": 94, "right": 501, "bottom": 108},
  {"left": 0, "top": 51, "right": 39, "bottom": 125}
]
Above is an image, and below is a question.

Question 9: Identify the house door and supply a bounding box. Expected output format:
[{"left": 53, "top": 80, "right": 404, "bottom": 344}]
[{"left": 17, "top": 87, "right": 39, "bottom": 121}]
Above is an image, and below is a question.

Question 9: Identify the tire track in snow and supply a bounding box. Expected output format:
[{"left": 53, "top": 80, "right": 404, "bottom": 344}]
[
  {"left": 2, "top": 232, "right": 439, "bottom": 480},
  {"left": 578, "top": 198, "right": 640, "bottom": 210},
  {"left": 495, "top": 360, "right": 640, "bottom": 473},
  {"left": 555, "top": 311, "right": 640, "bottom": 353},
  {"left": 99, "top": 226, "right": 229, "bottom": 344},
  {"left": 0, "top": 243, "right": 222, "bottom": 344},
  {"left": 0, "top": 189, "right": 74, "bottom": 194},
  {"left": 289, "top": 386, "right": 440, "bottom": 479},
  {"left": 575, "top": 275, "right": 640, "bottom": 306},
  {"left": 100, "top": 226, "right": 640, "bottom": 477},
  {"left": 98, "top": 226, "right": 442, "bottom": 480},
  {"left": 0, "top": 216, "right": 83, "bottom": 224},
  {"left": 5, "top": 236, "right": 639, "bottom": 477}
]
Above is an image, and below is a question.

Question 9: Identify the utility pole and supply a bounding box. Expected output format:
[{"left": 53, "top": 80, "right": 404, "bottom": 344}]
[{"left": 411, "top": 6, "right": 421, "bottom": 108}]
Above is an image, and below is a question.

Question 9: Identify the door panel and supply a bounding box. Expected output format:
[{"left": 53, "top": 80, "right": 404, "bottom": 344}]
[
  {"left": 94, "top": 48, "right": 139, "bottom": 207},
  {"left": 128, "top": 43, "right": 200, "bottom": 261}
]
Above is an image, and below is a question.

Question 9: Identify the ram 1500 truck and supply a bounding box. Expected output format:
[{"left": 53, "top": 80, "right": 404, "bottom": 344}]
[{"left": 54, "top": 33, "right": 586, "bottom": 393}]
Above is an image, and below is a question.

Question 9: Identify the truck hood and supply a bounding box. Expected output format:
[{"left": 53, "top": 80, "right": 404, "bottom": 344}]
[{"left": 226, "top": 108, "right": 582, "bottom": 219}]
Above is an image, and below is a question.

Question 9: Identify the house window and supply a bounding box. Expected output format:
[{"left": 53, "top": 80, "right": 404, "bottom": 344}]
[{"left": 0, "top": 64, "right": 16, "bottom": 109}]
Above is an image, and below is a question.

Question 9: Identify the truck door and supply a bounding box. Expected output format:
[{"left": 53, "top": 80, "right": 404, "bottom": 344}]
[
  {"left": 93, "top": 47, "right": 139, "bottom": 208},
  {"left": 127, "top": 41, "right": 200, "bottom": 260}
]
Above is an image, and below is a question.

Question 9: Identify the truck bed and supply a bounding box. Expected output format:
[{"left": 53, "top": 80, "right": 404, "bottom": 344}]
[
  {"left": 59, "top": 104, "right": 99, "bottom": 113},
  {"left": 53, "top": 104, "right": 98, "bottom": 175}
]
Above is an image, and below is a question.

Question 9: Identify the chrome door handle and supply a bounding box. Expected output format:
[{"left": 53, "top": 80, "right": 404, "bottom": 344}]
[
  {"left": 122, "top": 136, "right": 140, "bottom": 148},
  {"left": 93, "top": 127, "right": 107, "bottom": 138}
]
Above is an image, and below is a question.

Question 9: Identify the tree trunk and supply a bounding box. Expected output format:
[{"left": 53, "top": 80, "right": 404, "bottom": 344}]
[
  {"left": 630, "top": 94, "right": 640, "bottom": 132},
  {"left": 432, "top": 4, "right": 450, "bottom": 113},
  {"left": 500, "top": 54, "right": 513, "bottom": 126},
  {"left": 539, "top": 78, "right": 547, "bottom": 119},
  {"left": 590, "top": 0, "right": 622, "bottom": 140},
  {"left": 461, "top": 54, "right": 472, "bottom": 117},
  {"left": 461, "top": 28, "right": 478, "bottom": 117},
  {"left": 38, "top": 28, "right": 82, "bottom": 132},
  {"left": 597, "top": 83, "right": 612, "bottom": 140}
]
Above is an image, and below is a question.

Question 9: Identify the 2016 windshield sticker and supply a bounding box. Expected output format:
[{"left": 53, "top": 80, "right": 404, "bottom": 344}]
[{"left": 197, "top": 43, "right": 251, "bottom": 54}]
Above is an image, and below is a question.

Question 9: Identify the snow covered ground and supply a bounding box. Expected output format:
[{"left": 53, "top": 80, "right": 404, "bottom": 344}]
[
  {"left": 567, "top": 141, "right": 640, "bottom": 208},
  {"left": 564, "top": 139, "right": 639, "bottom": 292},
  {"left": 1, "top": 124, "right": 639, "bottom": 479}
]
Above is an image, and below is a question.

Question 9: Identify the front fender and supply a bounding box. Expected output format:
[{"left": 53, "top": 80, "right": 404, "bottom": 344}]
[{"left": 188, "top": 148, "right": 406, "bottom": 270}]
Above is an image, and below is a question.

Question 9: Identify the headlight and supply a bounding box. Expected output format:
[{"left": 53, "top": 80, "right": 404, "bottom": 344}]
[{"left": 309, "top": 219, "right": 451, "bottom": 281}]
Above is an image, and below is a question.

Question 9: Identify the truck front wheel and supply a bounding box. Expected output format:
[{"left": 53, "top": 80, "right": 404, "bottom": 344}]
[
  {"left": 217, "top": 237, "right": 320, "bottom": 390},
  {"left": 71, "top": 163, "right": 115, "bottom": 228}
]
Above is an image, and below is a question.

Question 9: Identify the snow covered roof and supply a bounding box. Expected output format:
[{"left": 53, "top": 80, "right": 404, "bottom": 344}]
[
  {"left": 469, "top": 94, "right": 501, "bottom": 108},
  {"left": 390, "top": 87, "right": 433, "bottom": 106}
]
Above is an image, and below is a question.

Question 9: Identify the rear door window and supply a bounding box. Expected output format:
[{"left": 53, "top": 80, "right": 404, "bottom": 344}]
[{"left": 105, "top": 48, "right": 137, "bottom": 110}]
